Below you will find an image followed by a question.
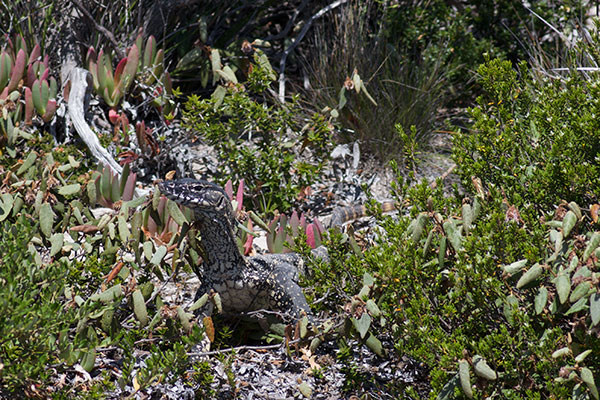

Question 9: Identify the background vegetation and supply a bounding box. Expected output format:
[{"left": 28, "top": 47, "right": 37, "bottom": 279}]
[{"left": 1, "top": 0, "right": 600, "bottom": 398}]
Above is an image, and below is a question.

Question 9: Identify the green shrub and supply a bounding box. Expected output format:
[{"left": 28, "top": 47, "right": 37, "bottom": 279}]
[
  {"left": 453, "top": 57, "right": 600, "bottom": 212},
  {"left": 182, "top": 51, "right": 332, "bottom": 214},
  {"left": 0, "top": 217, "right": 77, "bottom": 395},
  {"left": 303, "top": 167, "right": 600, "bottom": 397}
]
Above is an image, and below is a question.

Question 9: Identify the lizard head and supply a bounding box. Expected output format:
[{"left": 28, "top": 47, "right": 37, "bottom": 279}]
[{"left": 158, "top": 178, "right": 234, "bottom": 221}]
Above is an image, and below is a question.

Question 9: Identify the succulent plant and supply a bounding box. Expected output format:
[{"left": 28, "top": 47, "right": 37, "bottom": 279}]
[
  {"left": 0, "top": 90, "right": 26, "bottom": 146},
  {"left": 0, "top": 34, "right": 57, "bottom": 133},
  {"left": 134, "top": 34, "right": 164, "bottom": 86},
  {"left": 266, "top": 210, "right": 324, "bottom": 254},
  {"left": 86, "top": 44, "right": 140, "bottom": 108},
  {"left": 30, "top": 77, "right": 57, "bottom": 123},
  {"left": 88, "top": 163, "right": 137, "bottom": 208}
]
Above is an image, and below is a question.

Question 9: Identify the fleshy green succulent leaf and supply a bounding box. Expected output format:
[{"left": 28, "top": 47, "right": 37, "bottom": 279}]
[
  {"left": 100, "top": 165, "right": 112, "bottom": 200},
  {"left": 40, "top": 79, "right": 49, "bottom": 106},
  {"left": 91, "top": 284, "right": 123, "bottom": 304},
  {"left": 289, "top": 210, "right": 299, "bottom": 236},
  {"left": 122, "top": 172, "right": 137, "bottom": 202},
  {"left": 152, "top": 48, "right": 164, "bottom": 79},
  {"left": 103, "top": 87, "right": 117, "bottom": 108},
  {"left": 462, "top": 203, "right": 473, "bottom": 234},
  {"left": 117, "top": 215, "right": 129, "bottom": 243},
  {"left": 24, "top": 86, "right": 33, "bottom": 124},
  {"left": 575, "top": 349, "right": 593, "bottom": 364},
  {"left": 7, "top": 49, "right": 25, "bottom": 93},
  {"left": 0, "top": 193, "right": 14, "bottom": 222},
  {"left": 135, "top": 33, "right": 144, "bottom": 57},
  {"left": 113, "top": 57, "right": 128, "bottom": 88},
  {"left": 42, "top": 99, "right": 57, "bottom": 123},
  {"left": 235, "top": 179, "right": 244, "bottom": 212},
  {"left": 412, "top": 213, "right": 427, "bottom": 243},
  {"left": 80, "top": 348, "right": 96, "bottom": 372},
  {"left": 119, "top": 162, "right": 130, "bottom": 195},
  {"left": 163, "top": 71, "right": 172, "bottom": 94},
  {"left": 49, "top": 76, "right": 57, "bottom": 99},
  {"left": 122, "top": 44, "right": 139, "bottom": 92},
  {"left": 250, "top": 211, "right": 271, "bottom": 233},
  {"left": 166, "top": 199, "right": 187, "bottom": 226},
  {"left": 150, "top": 245, "right": 167, "bottom": 265},
  {"left": 28, "top": 43, "right": 41, "bottom": 65},
  {"left": 0, "top": 52, "right": 11, "bottom": 90},
  {"left": 143, "top": 35, "right": 156, "bottom": 68},
  {"left": 58, "top": 183, "right": 81, "bottom": 196},
  {"left": 438, "top": 236, "right": 446, "bottom": 269},
  {"left": 568, "top": 201, "right": 582, "bottom": 220},
  {"left": 190, "top": 293, "right": 209, "bottom": 312},
  {"left": 110, "top": 174, "right": 121, "bottom": 203},
  {"left": 49, "top": 233, "right": 64, "bottom": 257}
]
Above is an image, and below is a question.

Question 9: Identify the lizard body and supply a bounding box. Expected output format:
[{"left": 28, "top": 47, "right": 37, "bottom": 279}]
[{"left": 159, "top": 179, "right": 311, "bottom": 320}]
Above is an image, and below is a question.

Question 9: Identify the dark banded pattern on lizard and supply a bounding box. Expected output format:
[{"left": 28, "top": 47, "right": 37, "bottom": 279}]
[{"left": 326, "top": 201, "right": 396, "bottom": 229}]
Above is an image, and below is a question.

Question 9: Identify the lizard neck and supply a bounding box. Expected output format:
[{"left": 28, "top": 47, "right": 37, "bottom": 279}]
[{"left": 195, "top": 212, "right": 246, "bottom": 270}]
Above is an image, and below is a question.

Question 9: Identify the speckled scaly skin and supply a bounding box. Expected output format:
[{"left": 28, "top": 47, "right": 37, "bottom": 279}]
[{"left": 158, "top": 179, "right": 311, "bottom": 320}]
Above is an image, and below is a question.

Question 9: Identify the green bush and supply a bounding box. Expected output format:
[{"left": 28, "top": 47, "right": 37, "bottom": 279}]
[
  {"left": 182, "top": 51, "right": 332, "bottom": 214},
  {"left": 310, "top": 173, "right": 599, "bottom": 398},
  {"left": 453, "top": 57, "right": 600, "bottom": 212},
  {"left": 0, "top": 217, "right": 77, "bottom": 395}
]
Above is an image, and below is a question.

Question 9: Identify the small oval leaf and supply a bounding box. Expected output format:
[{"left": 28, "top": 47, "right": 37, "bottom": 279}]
[
  {"left": 562, "top": 210, "right": 577, "bottom": 237},
  {"left": 535, "top": 286, "right": 548, "bottom": 314},
  {"left": 503, "top": 259, "right": 527, "bottom": 275},
  {"left": 556, "top": 273, "right": 570, "bottom": 304},
  {"left": 58, "top": 183, "right": 81, "bottom": 196},
  {"left": 458, "top": 359, "right": 473, "bottom": 399},
  {"left": 473, "top": 355, "right": 497, "bottom": 381},
  {"left": 39, "top": 202, "right": 54, "bottom": 238},
  {"left": 591, "top": 293, "right": 600, "bottom": 327},
  {"left": 132, "top": 289, "right": 148, "bottom": 326},
  {"left": 516, "top": 263, "right": 543, "bottom": 289}
]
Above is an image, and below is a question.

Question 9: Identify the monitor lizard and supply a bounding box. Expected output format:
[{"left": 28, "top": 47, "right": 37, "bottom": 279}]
[{"left": 158, "top": 178, "right": 396, "bottom": 321}]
